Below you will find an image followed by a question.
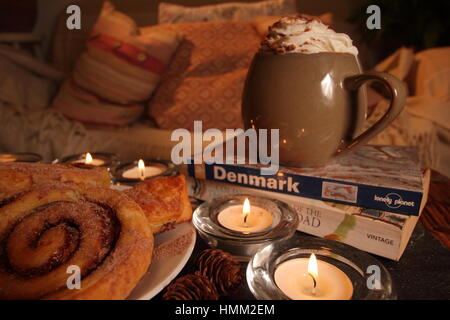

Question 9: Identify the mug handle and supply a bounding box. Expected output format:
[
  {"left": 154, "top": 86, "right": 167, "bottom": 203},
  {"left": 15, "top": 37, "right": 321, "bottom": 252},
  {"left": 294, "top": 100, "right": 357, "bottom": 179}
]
[{"left": 340, "top": 71, "right": 407, "bottom": 154}]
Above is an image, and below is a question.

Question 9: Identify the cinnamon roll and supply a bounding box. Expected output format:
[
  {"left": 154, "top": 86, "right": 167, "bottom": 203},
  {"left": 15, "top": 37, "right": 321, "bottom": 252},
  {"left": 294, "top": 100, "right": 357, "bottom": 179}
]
[{"left": 0, "top": 185, "right": 153, "bottom": 300}]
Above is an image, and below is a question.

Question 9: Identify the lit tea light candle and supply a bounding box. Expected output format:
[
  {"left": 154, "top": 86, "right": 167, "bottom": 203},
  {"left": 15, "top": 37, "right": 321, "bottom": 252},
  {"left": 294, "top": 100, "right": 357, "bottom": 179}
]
[
  {"left": 218, "top": 198, "right": 273, "bottom": 233},
  {"left": 274, "top": 253, "right": 353, "bottom": 300},
  {"left": 138, "top": 159, "right": 145, "bottom": 181},
  {"left": 72, "top": 152, "right": 105, "bottom": 166},
  {"left": 122, "top": 159, "right": 167, "bottom": 180}
]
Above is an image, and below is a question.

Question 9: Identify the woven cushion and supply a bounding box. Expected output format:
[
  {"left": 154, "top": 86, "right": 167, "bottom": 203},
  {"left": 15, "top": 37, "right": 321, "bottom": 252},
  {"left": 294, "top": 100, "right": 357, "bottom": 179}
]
[{"left": 147, "top": 21, "right": 261, "bottom": 130}]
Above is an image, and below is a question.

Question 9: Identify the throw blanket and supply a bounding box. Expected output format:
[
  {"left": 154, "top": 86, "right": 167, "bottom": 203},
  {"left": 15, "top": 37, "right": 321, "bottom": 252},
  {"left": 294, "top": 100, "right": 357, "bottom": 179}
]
[{"left": 366, "top": 47, "right": 450, "bottom": 178}]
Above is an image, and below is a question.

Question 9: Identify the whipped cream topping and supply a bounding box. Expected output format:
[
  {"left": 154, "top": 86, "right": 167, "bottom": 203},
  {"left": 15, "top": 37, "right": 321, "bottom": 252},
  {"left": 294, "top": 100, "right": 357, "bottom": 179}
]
[{"left": 261, "top": 15, "right": 358, "bottom": 55}]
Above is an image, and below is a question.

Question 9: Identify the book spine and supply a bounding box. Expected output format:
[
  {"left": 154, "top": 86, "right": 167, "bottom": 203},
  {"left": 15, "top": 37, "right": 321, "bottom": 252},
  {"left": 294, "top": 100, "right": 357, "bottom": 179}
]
[
  {"left": 188, "top": 178, "right": 405, "bottom": 260},
  {"left": 188, "top": 163, "right": 422, "bottom": 216}
]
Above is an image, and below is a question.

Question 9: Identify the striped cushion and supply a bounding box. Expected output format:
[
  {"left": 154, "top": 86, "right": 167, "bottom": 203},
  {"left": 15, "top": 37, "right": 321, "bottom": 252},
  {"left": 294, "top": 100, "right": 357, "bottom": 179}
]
[
  {"left": 53, "top": 1, "right": 182, "bottom": 125},
  {"left": 73, "top": 2, "right": 181, "bottom": 105},
  {"left": 53, "top": 80, "right": 144, "bottom": 126}
]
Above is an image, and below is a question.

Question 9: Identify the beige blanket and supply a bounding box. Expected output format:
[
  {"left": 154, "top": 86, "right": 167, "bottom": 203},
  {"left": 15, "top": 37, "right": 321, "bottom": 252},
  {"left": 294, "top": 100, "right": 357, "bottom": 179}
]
[{"left": 366, "top": 46, "right": 450, "bottom": 178}]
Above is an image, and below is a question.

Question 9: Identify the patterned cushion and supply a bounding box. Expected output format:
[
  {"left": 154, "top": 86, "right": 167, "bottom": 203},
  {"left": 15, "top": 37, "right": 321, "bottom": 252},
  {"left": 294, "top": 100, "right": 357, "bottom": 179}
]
[
  {"left": 147, "top": 21, "right": 261, "bottom": 130},
  {"left": 53, "top": 1, "right": 182, "bottom": 126},
  {"left": 158, "top": 0, "right": 297, "bottom": 24}
]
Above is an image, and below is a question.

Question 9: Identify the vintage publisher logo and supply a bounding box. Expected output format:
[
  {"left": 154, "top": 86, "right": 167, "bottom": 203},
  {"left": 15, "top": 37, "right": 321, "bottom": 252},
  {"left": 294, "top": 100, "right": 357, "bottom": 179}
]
[{"left": 373, "top": 193, "right": 415, "bottom": 209}]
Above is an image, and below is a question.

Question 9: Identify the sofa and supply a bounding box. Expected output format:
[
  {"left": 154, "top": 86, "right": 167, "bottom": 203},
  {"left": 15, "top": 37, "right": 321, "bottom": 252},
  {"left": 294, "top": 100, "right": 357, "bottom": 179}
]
[
  {"left": 0, "top": 0, "right": 300, "bottom": 162},
  {"left": 0, "top": 0, "right": 448, "bottom": 178}
]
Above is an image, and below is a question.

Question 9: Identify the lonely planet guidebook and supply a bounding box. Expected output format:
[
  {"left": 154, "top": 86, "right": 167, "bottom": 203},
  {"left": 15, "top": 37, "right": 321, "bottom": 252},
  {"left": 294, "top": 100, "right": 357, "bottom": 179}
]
[{"left": 187, "top": 145, "right": 424, "bottom": 216}]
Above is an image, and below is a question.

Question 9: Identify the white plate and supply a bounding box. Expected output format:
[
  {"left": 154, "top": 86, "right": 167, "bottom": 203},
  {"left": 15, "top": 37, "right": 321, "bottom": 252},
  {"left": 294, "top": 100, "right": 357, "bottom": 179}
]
[
  {"left": 111, "top": 185, "right": 196, "bottom": 300},
  {"left": 127, "top": 222, "right": 196, "bottom": 300}
]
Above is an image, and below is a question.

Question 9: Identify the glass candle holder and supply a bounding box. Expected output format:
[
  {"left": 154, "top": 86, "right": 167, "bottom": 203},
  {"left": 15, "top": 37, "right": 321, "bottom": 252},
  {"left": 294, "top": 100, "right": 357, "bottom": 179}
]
[
  {"left": 193, "top": 195, "right": 299, "bottom": 261},
  {"left": 112, "top": 159, "right": 178, "bottom": 185},
  {"left": 246, "top": 235, "right": 396, "bottom": 300},
  {"left": 61, "top": 152, "right": 118, "bottom": 169},
  {"left": 0, "top": 152, "right": 42, "bottom": 163}
]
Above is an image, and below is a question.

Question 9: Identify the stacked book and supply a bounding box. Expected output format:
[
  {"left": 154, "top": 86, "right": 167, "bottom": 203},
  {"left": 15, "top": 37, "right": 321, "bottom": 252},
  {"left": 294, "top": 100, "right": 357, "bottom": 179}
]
[{"left": 184, "top": 145, "right": 430, "bottom": 261}]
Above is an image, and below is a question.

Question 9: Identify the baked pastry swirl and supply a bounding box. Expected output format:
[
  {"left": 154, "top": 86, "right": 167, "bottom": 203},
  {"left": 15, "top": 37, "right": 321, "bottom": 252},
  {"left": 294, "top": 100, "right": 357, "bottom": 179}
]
[{"left": 0, "top": 185, "right": 153, "bottom": 300}]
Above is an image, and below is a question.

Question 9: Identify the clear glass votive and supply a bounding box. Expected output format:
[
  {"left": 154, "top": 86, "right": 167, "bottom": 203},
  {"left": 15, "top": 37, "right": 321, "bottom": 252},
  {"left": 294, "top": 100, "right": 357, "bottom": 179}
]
[
  {"left": 112, "top": 159, "right": 178, "bottom": 185},
  {"left": 61, "top": 152, "right": 118, "bottom": 169},
  {"left": 246, "top": 235, "right": 396, "bottom": 300},
  {"left": 193, "top": 195, "right": 299, "bottom": 261}
]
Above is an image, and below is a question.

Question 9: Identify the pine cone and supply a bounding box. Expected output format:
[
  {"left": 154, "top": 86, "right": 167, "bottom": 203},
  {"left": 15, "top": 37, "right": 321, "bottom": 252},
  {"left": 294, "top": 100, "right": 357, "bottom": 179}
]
[
  {"left": 195, "top": 249, "right": 243, "bottom": 296},
  {"left": 162, "top": 273, "right": 219, "bottom": 300}
]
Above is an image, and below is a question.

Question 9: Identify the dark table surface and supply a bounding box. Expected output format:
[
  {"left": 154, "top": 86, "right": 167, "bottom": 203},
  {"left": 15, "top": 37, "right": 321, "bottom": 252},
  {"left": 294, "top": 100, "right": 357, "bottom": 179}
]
[{"left": 155, "top": 222, "right": 450, "bottom": 300}]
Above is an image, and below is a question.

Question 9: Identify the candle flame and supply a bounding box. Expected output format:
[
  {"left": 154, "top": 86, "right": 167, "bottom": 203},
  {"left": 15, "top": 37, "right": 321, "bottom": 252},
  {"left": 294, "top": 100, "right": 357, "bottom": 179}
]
[
  {"left": 308, "top": 253, "right": 319, "bottom": 279},
  {"left": 138, "top": 159, "right": 145, "bottom": 181},
  {"left": 242, "top": 198, "right": 251, "bottom": 224},
  {"left": 85, "top": 152, "right": 93, "bottom": 165}
]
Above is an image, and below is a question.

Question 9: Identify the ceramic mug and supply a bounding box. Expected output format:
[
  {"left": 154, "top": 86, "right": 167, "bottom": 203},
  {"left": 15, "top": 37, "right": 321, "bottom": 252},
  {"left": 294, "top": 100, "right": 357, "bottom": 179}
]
[{"left": 242, "top": 52, "right": 407, "bottom": 167}]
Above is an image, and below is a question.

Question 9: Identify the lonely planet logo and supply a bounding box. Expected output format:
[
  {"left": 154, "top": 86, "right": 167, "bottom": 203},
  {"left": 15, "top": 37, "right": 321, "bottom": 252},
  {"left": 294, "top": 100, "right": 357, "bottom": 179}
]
[{"left": 373, "top": 193, "right": 415, "bottom": 209}]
